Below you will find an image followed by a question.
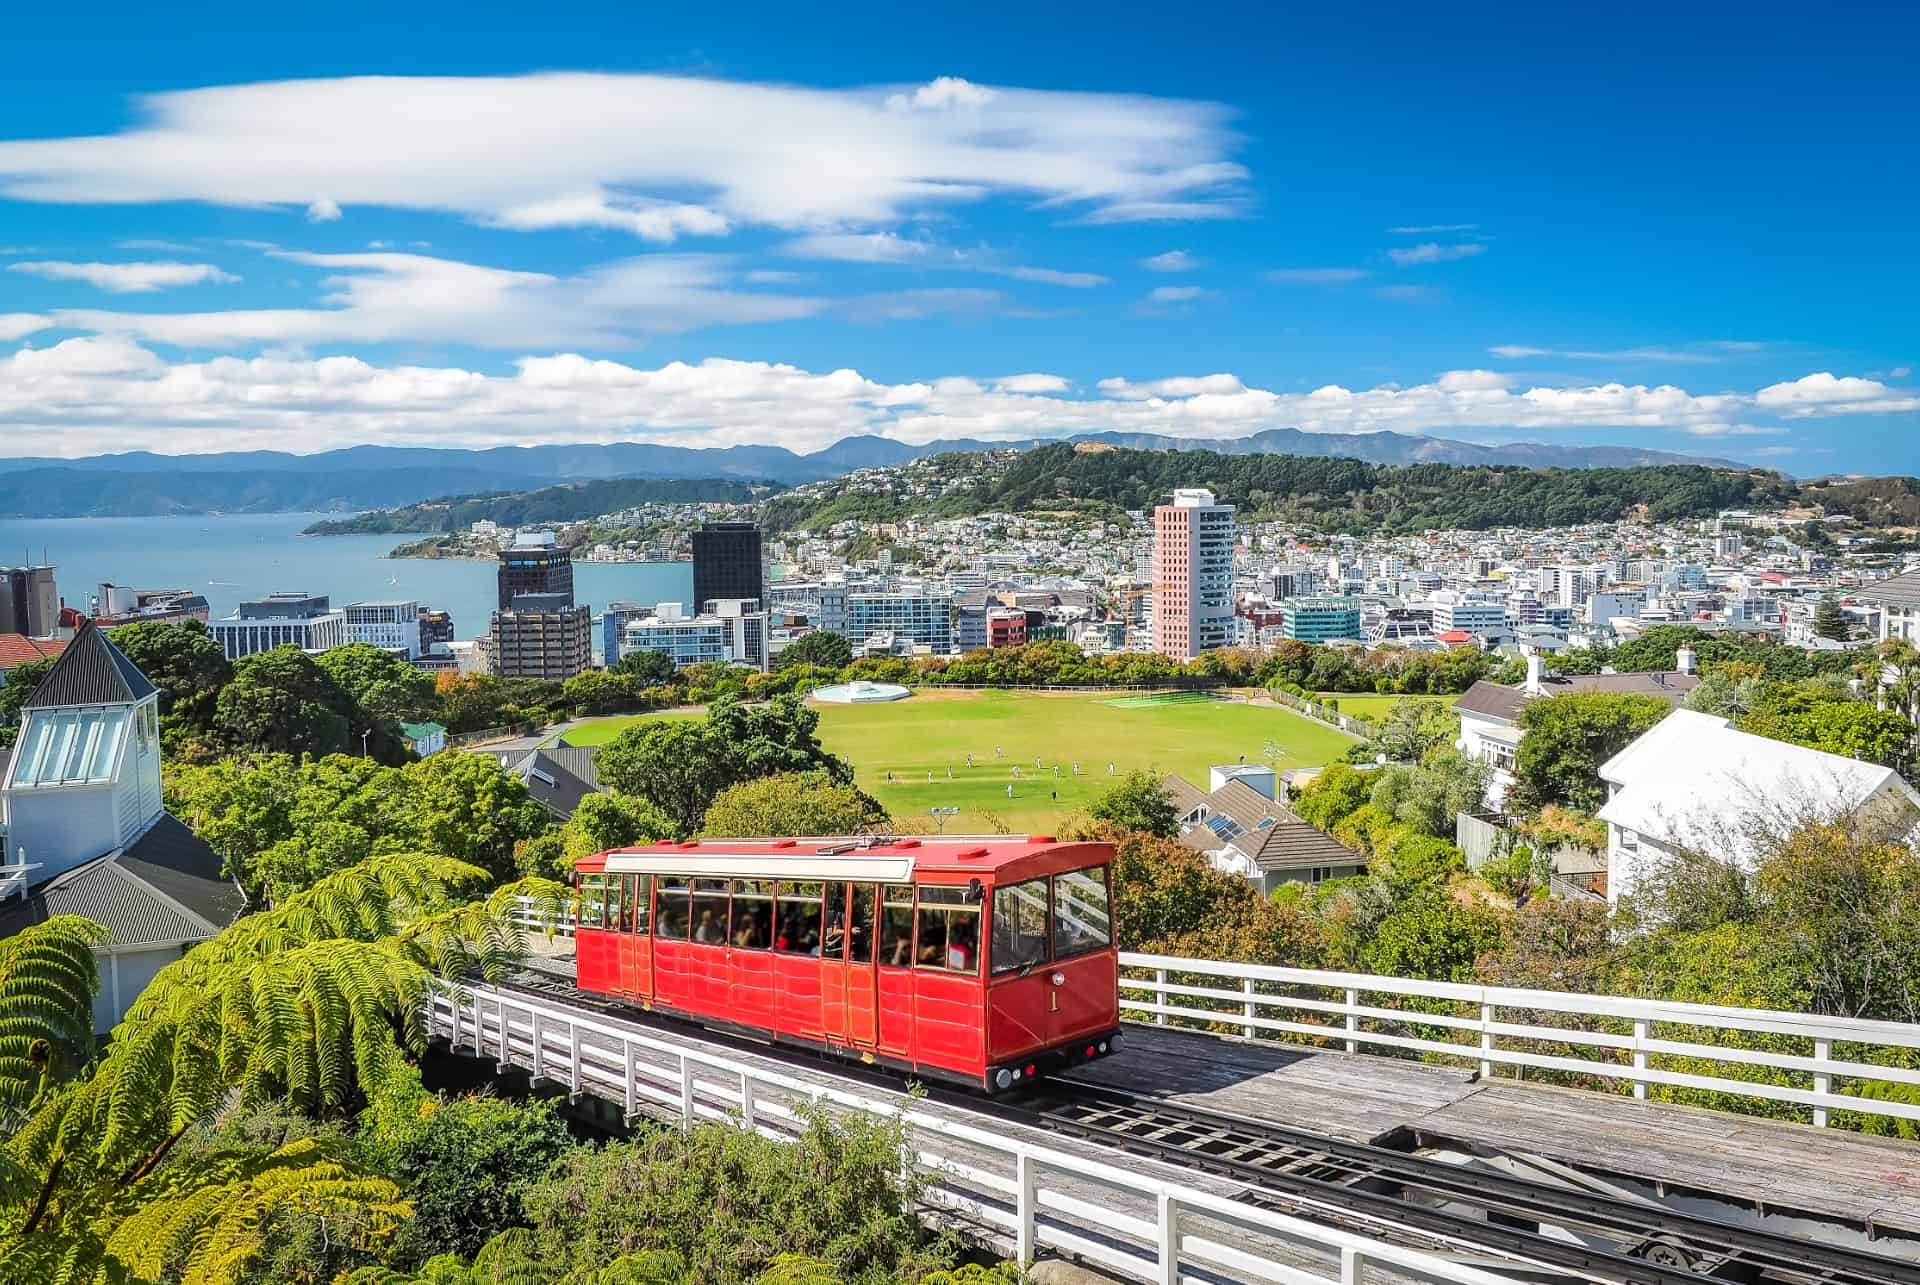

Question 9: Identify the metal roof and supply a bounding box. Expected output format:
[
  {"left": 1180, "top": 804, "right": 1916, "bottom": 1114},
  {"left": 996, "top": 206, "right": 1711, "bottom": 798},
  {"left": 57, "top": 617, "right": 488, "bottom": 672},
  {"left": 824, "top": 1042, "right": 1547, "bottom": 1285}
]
[
  {"left": 22, "top": 622, "right": 156, "bottom": 710},
  {"left": 1856, "top": 569, "right": 1920, "bottom": 610},
  {"left": 0, "top": 815, "right": 244, "bottom": 948}
]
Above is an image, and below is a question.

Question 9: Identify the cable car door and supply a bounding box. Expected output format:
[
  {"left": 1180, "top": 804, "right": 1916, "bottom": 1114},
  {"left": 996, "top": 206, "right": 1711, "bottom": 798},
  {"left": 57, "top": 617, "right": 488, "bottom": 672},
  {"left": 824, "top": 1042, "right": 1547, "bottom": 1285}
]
[{"left": 844, "top": 882, "right": 879, "bottom": 1048}]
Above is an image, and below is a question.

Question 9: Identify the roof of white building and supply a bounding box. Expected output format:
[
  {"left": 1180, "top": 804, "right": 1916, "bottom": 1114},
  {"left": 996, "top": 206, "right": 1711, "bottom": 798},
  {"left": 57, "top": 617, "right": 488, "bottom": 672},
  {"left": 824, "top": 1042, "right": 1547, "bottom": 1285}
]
[{"left": 1596, "top": 709, "right": 1920, "bottom": 866}]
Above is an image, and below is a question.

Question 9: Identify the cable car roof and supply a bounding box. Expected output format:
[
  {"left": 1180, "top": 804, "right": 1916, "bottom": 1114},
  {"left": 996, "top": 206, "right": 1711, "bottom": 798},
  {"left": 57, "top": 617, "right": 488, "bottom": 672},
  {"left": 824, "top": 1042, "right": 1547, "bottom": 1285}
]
[{"left": 579, "top": 834, "right": 1098, "bottom": 879}]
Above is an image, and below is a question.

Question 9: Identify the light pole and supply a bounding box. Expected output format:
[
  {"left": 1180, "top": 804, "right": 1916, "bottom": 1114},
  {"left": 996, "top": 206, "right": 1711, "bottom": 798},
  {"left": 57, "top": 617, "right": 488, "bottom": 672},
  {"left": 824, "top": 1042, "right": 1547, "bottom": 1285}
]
[
  {"left": 928, "top": 805, "right": 960, "bottom": 834},
  {"left": 361, "top": 728, "right": 372, "bottom": 758}
]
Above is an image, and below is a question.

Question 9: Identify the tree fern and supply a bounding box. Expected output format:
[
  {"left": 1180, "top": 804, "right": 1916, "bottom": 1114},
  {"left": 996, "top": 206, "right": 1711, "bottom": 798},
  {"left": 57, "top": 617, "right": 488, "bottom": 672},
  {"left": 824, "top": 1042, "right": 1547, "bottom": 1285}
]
[{"left": 0, "top": 917, "right": 106, "bottom": 1118}]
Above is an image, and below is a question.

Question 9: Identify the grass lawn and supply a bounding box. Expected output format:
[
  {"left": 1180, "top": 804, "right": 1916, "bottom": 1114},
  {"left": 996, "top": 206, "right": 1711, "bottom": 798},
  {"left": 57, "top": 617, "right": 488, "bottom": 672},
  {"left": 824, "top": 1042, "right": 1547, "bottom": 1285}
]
[
  {"left": 559, "top": 709, "right": 700, "bottom": 746},
  {"left": 1311, "top": 692, "right": 1460, "bottom": 723},
  {"left": 562, "top": 689, "right": 1358, "bottom": 829}
]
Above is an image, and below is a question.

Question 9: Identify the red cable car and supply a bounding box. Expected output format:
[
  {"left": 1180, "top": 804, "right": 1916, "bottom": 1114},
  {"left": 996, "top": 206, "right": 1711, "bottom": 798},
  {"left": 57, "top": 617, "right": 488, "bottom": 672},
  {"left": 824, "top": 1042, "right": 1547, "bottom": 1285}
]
[{"left": 571, "top": 835, "right": 1121, "bottom": 1092}]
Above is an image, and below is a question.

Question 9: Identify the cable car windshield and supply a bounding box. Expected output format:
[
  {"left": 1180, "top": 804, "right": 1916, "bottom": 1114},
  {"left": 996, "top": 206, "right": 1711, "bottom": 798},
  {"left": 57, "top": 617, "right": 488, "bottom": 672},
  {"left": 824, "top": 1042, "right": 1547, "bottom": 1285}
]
[
  {"left": 1053, "top": 866, "right": 1114, "bottom": 959},
  {"left": 992, "top": 878, "right": 1050, "bottom": 975}
]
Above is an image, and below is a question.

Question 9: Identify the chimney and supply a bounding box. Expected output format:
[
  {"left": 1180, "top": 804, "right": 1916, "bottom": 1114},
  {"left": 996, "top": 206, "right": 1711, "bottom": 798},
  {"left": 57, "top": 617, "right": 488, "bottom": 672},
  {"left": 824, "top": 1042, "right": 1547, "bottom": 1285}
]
[
  {"left": 1675, "top": 645, "right": 1695, "bottom": 677},
  {"left": 1524, "top": 650, "right": 1545, "bottom": 695}
]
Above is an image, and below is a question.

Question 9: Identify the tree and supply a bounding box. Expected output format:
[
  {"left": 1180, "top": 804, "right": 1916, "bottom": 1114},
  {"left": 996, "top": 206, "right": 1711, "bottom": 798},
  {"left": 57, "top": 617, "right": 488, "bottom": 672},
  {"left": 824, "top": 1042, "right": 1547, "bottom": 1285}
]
[
  {"left": 1294, "top": 763, "right": 1373, "bottom": 832},
  {"left": 0, "top": 654, "right": 57, "bottom": 748},
  {"left": 1814, "top": 593, "right": 1851, "bottom": 642},
  {"left": 319, "top": 642, "right": 439, "bottom": 724},
  {"left": 772, "top": 630, "right": 853, "bottom": 672},
  {"left": 612, "top": 648, "right": 679, "bottom": 685},
  {"left": 598, "top": 696, "right": 851, "bottom": 833},
  {"left": 564, "top": 669, "right": 638, "bottom": 716},
  {"left": 215, "top": 646, "right": 410, "bottom": 763},
  {"left": 1365, "top": 700, "right": 1459, "bottom": 764},
  {"left": 396, "top": 751, "right": 553, "bottom": 883},
  {"left": 109, "top": 619, "right": 232, "bottom": 746},
  {"left": 1085, "top": 770, "right": 1179, "bottom": 838},
  {"left": 702, "top": 770, "right": 887, "bottom": 838},
  {"left": 1738, "top": 685, "right": 1913, "bottom": 769},
  {"left": 1509, "top": 692, "right": 1671, "bottom": 813}
]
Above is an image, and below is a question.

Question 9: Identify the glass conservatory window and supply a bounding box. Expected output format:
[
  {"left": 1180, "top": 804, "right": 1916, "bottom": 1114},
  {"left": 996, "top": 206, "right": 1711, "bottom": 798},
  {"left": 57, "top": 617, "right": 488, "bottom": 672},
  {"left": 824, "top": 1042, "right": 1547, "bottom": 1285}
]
[{"left": 8, "top": 708, "right": 128, "bottom": 787}]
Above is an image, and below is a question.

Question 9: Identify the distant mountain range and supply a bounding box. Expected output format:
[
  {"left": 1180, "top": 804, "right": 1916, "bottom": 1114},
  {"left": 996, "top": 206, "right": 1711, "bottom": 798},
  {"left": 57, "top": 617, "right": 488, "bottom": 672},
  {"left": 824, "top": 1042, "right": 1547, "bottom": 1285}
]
[{"left": 0, "top": 429, "right": 1752, "bottom": 519}]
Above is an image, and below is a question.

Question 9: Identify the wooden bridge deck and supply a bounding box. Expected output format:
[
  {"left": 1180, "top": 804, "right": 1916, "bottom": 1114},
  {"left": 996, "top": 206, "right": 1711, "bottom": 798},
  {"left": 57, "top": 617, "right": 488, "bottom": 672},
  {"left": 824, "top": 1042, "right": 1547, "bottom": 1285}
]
[{"left": 1071, "top": 1023, "right": 1920, "bottom": 1240}]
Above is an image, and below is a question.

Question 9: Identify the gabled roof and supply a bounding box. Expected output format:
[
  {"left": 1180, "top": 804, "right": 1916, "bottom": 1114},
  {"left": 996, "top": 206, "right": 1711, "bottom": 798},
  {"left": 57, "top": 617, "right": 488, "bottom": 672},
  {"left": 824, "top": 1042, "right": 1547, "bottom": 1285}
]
[
  {"left": 22, "top": 622, "right": 156, "bottom": 710},
  {"left": 1454, "top": 670, "right": 1700, "bottom": 726},
  {"left": 516, "top": 748, "right": 598, "bottom": 820},
  {"left": 0, "top": 634, "right": 66, "bottom": 672},
  {"left": 1856, "top": 568, "right": 1920, "bottom": 610},
  {"left": 1597, "top": 710, "right": 1920, "bottom": 868},
  {"left": 1163, "top": 772, "right": 1362, "bottom": 872},
  {"left": 0, "top": 814, "right": 245, "bottom": 947}
]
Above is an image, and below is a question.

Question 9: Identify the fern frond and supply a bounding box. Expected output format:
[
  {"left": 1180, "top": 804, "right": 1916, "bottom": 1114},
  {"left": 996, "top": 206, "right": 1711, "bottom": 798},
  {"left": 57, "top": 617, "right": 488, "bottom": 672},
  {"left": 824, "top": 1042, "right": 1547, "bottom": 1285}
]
[{"left": 0, "top": 917, "right": 106, "bottom": 1115}]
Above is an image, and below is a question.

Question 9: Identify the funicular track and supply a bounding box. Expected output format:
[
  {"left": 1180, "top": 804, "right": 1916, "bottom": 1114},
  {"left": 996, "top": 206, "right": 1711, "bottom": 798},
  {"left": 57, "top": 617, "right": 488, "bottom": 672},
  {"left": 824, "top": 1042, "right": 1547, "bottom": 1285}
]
[{"left": 493, "top": 971, "right": 1919, "bottom": 1285}]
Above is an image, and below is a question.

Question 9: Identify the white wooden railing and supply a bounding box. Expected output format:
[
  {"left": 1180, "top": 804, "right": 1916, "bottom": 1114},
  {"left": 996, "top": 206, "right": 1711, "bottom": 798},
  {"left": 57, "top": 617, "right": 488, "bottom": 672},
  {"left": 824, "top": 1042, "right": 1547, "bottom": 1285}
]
[
  {"left": 1122, "top": 954, "right": 1920, "bottom": 1130},
  {"left": 507, "top": 897, "right": 1920, "bottom": 1130},
  {"left": 427, "top": 980, "right": 1525, "bottom": 1285}
]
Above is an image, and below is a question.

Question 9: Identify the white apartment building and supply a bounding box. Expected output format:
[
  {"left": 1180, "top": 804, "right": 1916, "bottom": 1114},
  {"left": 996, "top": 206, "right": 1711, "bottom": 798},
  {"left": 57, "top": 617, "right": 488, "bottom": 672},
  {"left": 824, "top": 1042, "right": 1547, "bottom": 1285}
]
[
  {"left": 846, "top": 591, "right": 953, "bottom": 653},
  {"left": 210, "top": 592, "right": 346, "bottom": 660},
  {"left": 344, "top": 599, "right": 421, "bottom": 658},
  {"left": 1428, "top": 590, "right": 1508, "bottom": 639}
]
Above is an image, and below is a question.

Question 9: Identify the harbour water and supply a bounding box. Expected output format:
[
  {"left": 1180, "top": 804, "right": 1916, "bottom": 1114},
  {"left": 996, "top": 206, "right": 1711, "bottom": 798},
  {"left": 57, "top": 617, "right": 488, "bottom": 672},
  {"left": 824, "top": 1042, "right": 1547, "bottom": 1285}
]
[{"left": 0, "top": 513, "right": 692, "bottom": 644}]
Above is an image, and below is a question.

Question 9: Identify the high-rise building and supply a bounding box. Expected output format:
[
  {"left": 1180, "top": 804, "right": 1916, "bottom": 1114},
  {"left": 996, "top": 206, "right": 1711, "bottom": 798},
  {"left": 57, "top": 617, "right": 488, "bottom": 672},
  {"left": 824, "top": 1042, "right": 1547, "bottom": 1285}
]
[
  {"left": 600, "top": 601, "right": 655, "bottom": 667},
  {"left": 1151, "top": 488, "right": 1236, "bottom": 660},
  {"left": 344, "top": 600, "right": 421, "bottom": 657},
  {"left": 0, "top": 565, "right": 59, "bottom": 638},
  {"left": 691, "top": 522, "right": 764, "bottom": 611},
  {"left": 418, "top": 608, "right": 455, "bottom": 650},
  {"left": 1279, "top": 597, "right": 1364, "bottom": 643},
  {"left": 491, "top": 601, "right": 593, "bottom": 680},
  {"left": 496, "top": 531, "right": 574, "bottom": 611},
  {"left": 986, "top": 608, "right": 1029, "bottom": 648},
  {"left": 846, "top": 591, "right": 953, "bottom": 653},
  {"left": 210, "top": 592, "right": 347, "bottom": 659}
]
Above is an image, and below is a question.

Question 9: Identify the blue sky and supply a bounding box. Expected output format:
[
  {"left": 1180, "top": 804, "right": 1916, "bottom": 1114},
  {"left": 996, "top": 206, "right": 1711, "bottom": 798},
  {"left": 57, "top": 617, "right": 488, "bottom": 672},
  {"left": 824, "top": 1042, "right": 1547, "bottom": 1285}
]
[{"left": 0, "top": 1, "right": 1915, "bottom": 472}]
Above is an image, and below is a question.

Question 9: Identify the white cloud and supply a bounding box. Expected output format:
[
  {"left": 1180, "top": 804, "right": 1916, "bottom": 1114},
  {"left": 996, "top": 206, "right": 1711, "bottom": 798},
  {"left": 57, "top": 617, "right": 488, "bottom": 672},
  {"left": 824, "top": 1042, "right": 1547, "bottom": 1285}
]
[
  {"left": 1489, "top": 345, "right": 1552, "bottom": 359},
  {"left": 306, "top": 199, "right": 342, "bottom": 222},
  {"left": 0, "top": 73, "right": 1243, "bottom": 238},
  {"left": 1489, "top": 343, "right": 1733, "bottom": 364},
  {"left": 1893, "top": 366, "right": 1913, "bottom": 379},
  {"left": 994, "top": 373, "right": 1071, "bottom": 393},
  {"left": 1265, "top": 267, "right": 1369, "bottom": 285},
  {"left": 998, "top": 266, "right": 1106, "bottom": 288},
  {"left": 0, "top": 314, "right": 49, "bottom": 341},
  {"left": 1141, "top": 250, "right": 1200, "bottom": 272},
  {"left": 784, "top": 232, "right": 935, "bottom": 264},
  {"left": 1145, "top": 285, "right": 1206, "bottom": 303},
  {"left": 8, "top": 259, "right": 239, "bottom": 293},
  {"left": 2, "top": 345, "right": 1908, "bottom": 458},
  {"left": 1389, "top": 223, "right": 1478, "bottom": 234},
  {"left": 1755, "top": 371, "right": 1895, "bottom": 407},
  {"left": 50, "top": 248, "right": 826, "bottom": 348},
  {"left": 1388, "top": 242, "right": 1485, "bottom": 266}
]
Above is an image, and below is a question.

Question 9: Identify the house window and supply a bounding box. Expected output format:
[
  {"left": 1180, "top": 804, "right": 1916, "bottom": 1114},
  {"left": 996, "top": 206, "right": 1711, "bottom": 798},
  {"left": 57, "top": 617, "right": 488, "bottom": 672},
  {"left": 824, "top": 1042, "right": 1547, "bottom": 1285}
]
[
  {"left": 1619, "top": 829, "right": 1639, "bottom": 851},
  {"left": 9, "top": 708, "right": 128, "bottom": 787}
]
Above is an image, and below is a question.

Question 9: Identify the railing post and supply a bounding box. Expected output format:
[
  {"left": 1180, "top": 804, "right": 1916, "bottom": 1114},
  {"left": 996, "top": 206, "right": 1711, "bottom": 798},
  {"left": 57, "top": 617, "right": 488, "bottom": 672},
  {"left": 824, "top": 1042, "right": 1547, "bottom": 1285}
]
[
  {"left": 1344, "top": 987, "right": 1359, "bottom": 1053},
  {"left": 447, "top": 991, "right": 460, "bottom": 1047},
  {"left": 530, "top": 1012, "right": 544, "bottom": 1084},
  {"left": 1479, "top": 1001, "right": 1495, "bottom": 1079},
  {"left": 1342, "top": 1246, "right": 1366, "bottom": 1285},
  {"left": 1016, "top": 1150, "right": 1037, "bottom": 1266},
  {"left": 680, "top": 1055, "right": 696, "bottom": 1131},
  {"left": 1155, "top": 1190, "right": 1179, "bottom": 1285},
  {"left": 740, "top": 1070, "right": 756, "bottom": 1131},
  {"left": 1632, "top": 1018, "right": 1649, "bottom": 1100},
  {"left": 472, "top": 992, "right": 484, "bottom": 1058},
  {"left": 569, "top": 1024, "right": 582, "bottom": 1098},
  {"left": 1242, "top": 977, "right": 1257, "bottom": 1040},
  {"left": 494, "top": 997, "right": 509, "bottom": 1073},
  {"left": 1155, "top": 969, "right": 1168, "bottom": 1026},
  {"left": 1812, "top": 1038, "right": 1832, "bottom": 1128},
  {"left": 623, "top": 1040, "right": 638, "bottom": 1120}
]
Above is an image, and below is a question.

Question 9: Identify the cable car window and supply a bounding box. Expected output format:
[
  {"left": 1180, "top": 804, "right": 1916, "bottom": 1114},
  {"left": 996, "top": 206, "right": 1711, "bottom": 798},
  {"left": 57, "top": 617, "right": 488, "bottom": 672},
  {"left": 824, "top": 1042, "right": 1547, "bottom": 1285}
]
[
  {"left": 630, "top": 874, "right": 652, "bottom": 936},
  {"left": 992, "top": 878, "right": 1051, "bottom": 975},
  {"left": 1053, "top": 866, "right": 1114, "bottom": 959},
  {"left": 847, "top": 883, "right": 877, "bottom": 964},
  {"left": 774, "top": 881, "right": 824, "bottom": 955},
  {"left": 914, "top": 885, "right": 982, "bottom": 974},
  {"left": 655, "top": 876, "right": 691, "bottom": 941},
  {"left": 605, "top": 876, "right": 623, "bottom": 936},
  {"left": 879, "top": 884, "right": 916, "bottom": 968},
  {"left": 618, "top": 875, "right": 638, "bottom": 932},
  {"left": 690, "top": 879, "right": 731, "bottom": 946},
  {"left": 823, "top": 882, "right": 849, "bottom": 960},
  {"left": 731, "top": 880, "right": 773, "bottom": 950},
  {"left": 579, "top": 874, "right": 607, "bottom": 930}
]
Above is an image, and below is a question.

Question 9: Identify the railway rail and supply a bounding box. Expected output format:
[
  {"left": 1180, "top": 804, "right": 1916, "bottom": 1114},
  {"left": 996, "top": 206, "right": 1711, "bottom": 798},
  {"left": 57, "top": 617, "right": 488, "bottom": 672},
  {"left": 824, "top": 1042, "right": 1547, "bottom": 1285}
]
[{"left": 490, "top": 971, "right": 1918, "bottom": 1285}]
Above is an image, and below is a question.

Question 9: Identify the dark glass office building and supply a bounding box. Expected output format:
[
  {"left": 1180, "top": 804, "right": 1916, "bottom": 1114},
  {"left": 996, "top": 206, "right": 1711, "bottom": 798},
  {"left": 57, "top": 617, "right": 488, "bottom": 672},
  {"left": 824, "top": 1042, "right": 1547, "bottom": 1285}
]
[
  {"left": 691, "top": 522, "right": 764, "bottom": 612},
  {"left": 496, "top": 535, "right": 575, "bottom": 611}
]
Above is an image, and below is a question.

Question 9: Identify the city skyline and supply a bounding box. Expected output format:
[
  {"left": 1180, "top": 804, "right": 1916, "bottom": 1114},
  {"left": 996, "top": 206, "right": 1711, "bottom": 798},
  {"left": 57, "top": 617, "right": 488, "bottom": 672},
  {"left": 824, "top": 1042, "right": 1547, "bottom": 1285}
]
[{"left": 1, "top": 2, "right": 1915, "bottom": 471}]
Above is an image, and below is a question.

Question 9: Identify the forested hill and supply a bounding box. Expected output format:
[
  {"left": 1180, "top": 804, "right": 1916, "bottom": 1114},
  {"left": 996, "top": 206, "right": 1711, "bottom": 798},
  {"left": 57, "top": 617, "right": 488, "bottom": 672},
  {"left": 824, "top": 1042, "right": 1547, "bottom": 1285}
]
[
  {"left": 304, "top": 477, "right": 781, "bottom": 534},
  {"left": 980, "top": 445, "right": 1792, "bottom": 532},
  {"left": 756, "top": 444, "right": 1795, "bottom": 535}
]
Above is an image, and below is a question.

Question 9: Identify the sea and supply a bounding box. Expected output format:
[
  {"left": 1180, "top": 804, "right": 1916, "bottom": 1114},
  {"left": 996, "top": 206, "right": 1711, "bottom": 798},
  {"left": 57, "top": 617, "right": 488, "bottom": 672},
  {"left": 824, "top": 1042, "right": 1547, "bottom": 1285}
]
[{"left": 0, "top": 512, "right": 693, "bottom": 645}]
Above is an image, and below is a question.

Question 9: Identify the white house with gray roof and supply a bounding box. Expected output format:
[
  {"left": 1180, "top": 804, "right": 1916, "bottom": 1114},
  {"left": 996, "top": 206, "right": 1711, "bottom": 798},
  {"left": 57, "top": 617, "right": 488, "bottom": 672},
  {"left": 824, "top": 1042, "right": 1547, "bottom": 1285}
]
[{"left": 0, "top": 623, "right": 245, "bottom": 1031}]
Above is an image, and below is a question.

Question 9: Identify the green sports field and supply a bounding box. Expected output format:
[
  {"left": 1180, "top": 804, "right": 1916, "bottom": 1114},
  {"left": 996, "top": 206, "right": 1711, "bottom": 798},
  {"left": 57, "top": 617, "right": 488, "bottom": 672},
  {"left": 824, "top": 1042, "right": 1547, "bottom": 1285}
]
[{"left": 563, "top": 689, "right": 1359, "bottom": 829}]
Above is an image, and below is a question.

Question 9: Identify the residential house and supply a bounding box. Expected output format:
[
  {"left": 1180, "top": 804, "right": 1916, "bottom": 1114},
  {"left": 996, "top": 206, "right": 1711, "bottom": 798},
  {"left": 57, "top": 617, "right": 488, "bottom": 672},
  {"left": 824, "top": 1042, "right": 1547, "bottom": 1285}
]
[
  {"left": 1455, "top": 651, "right": 1700, "bottom": 806},
  {"left": 0, "top": 623, "right": 245, "bottom": 1031},
  {"left": 1595, "top": 708, "right": 1920, "bottom": 910},
  {"left": 511, "top": 744, "right": 604, "bottom": 821},
  {"left": 401, "top": 720, "right": 447, "bottom": 757},
  {"left": 1163, "top": 766, "right": 1364, "bottom": 893}
]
